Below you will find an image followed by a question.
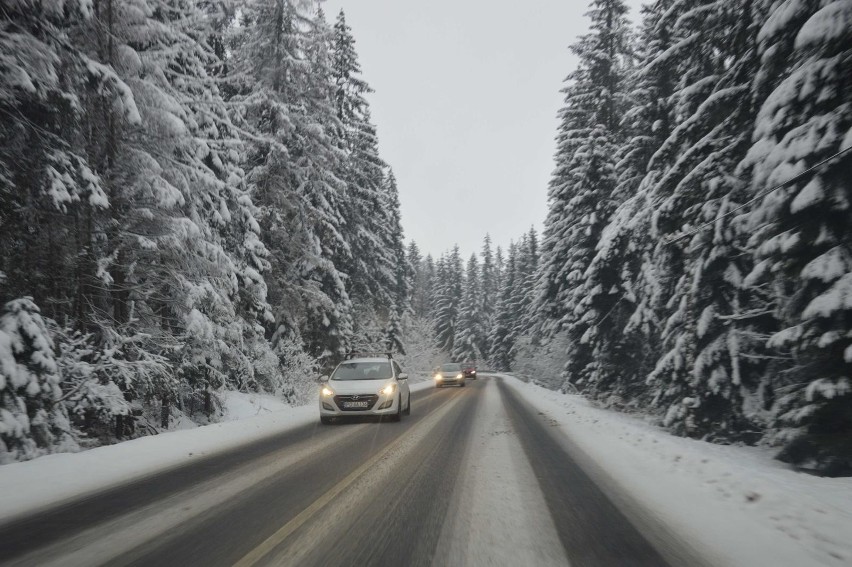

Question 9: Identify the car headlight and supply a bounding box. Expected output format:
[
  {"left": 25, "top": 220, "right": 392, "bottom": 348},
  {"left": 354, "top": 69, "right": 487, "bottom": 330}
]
[
  {"left": 380, "top": 383, "right": 396, "bottom": 396},
  {"left": 456, "top": 373, "right": 463, "bottom": 379},
  {"left": 320, "top": 385, "right": 335, "bottom": 397},
  {"left": 435, "top": 374, "right": 443, "bottom": 380}
]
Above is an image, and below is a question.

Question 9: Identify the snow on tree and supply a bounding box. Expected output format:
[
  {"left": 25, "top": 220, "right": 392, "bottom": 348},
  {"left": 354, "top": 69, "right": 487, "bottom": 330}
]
[
  {"left": 384, "top": 304, "right": 406, "bottom": 355},
  {"left": 0, "top": 299, "right": 75, "bottom": 463},
  {"left": 452, "top": 254, "right": 484, "bottom": 363},
  {"left": 741, "top": 0, "right": 852, "bottom": 474},
  {"left": 395, "top": 315, "right": 443, "bottom": 380},
  {"left": 618, "top": 0, "right": 771, "bottom": 441},
  {"left": 433, "top": 248, "right": 463, "bottom": 354},
  {"left": 0, "top": 0, "right": 112, "bottom": 318},
  {"left": 233, "top": 0, "right": 354, "bottom": 362},
  {"left": 534, "top": 0, "right": 631, "bottom": 354},
  {"left": 330, "top": 10, "right": 396, "bottom": 325},
  {"left": 0, "top": 0, "right": 408, "bottom": 459},
  {"left": 408, "top": 242, "right": 433, "bottom": 319},
  {"left": 479, "top": 234, "right": 496, "bottom": 355},
  {"left": 578, "top": 0, "right": 680, "bottom": 405},
  {"left": 382, "top": 168, "right": 412, "bottom": 352},
  {"left": 514, "top": 228, "right": 540, "bottom": 338},
  {"left": 92, "top": 0, "right": 284, "bottom": 406},
  {"left": 489, "top": 242, "right": 519, "bottom": 371}
]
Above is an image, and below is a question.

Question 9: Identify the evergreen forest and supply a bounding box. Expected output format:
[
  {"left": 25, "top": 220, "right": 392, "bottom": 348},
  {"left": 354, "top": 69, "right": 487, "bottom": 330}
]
[{"left": 2, "top": 0, "right": 851, "bottom": 476}]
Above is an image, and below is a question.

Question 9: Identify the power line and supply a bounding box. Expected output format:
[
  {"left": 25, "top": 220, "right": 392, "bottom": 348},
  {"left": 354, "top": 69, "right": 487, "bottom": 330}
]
[{"left": 666, "top": 144, "right": 852, "bottom": 244}]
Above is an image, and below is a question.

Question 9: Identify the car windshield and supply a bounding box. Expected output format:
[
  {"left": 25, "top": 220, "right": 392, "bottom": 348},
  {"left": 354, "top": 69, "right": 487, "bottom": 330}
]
[
  {"left": 331, "top": 361, "right": 392, "bottom": 381},
  {"left": 439, "top": 363, "right": 461, "bottom": 372}
]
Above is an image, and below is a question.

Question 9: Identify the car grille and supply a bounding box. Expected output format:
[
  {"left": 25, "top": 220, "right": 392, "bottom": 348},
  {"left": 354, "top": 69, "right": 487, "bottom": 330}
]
[{"left": 333, "top": 394, "right": 379, "bottom": 411}]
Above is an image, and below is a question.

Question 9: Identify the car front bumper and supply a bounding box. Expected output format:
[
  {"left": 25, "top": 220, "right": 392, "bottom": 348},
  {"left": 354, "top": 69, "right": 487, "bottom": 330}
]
[
  {"left": 319, "top": 392, "right": 400, "bottom": 417},
  {"left": 435, "top": 376, "right": 465, "bottom": 386}
]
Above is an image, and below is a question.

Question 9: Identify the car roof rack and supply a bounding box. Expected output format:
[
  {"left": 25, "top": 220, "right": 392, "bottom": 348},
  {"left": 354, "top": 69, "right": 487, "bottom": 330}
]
[{"left": 344, "top": 351, "right": 394, "bottom": 360}]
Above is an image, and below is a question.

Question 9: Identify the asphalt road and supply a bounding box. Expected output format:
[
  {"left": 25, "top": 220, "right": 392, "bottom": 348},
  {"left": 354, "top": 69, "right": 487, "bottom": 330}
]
[{"left": 0, "top": 376, "right": 674, "bottom": 567}]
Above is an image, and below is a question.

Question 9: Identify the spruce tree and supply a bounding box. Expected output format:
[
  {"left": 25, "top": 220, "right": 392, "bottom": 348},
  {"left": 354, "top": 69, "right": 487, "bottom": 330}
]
[
  {"left": 638, "top": 0, "right": 769, "bottom": 440},
  {"left": 453, "top": 254, "right": 484, "bottom": 363},
  {"left": 330, "top": 10, "right": 395, "bottom": 321},
  {"left": 234, "top": 0, "right": 353, "bottom": 361},
  {"left": 433, "top": 248, "right": 463, "bottom": 354},
  {"left": 534, "top": 0, "right": 631, "bottom": 361},
  {"left": 0, "top": 299, "right": 74, "bottom": 462},
  {"left": 742, "top": 0, "right": 852, "bottom": 473},
  {"left": 479, "top": 234, "right": 496, "bottom": 356},
  {"left": 489, "top": 243, "right": 518, "bottom": 370}
]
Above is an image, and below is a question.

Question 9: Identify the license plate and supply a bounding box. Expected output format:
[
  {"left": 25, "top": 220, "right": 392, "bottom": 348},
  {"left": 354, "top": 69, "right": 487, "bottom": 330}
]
[{"left": 343, "top": 401, "right": 369, "bottom": 409}]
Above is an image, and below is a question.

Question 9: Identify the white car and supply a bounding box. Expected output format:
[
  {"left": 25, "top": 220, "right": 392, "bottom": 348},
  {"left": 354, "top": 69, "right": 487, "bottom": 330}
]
[
  {"left": 434, "top": 362, "right": 466, "bottom": 388},
  {"left": 319, "top": 355, "right": 411, "bottom": 424}
]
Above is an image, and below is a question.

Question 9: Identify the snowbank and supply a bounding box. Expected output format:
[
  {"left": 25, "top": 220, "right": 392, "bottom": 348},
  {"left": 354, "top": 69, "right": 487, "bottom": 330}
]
[{"left": 502, "top": 374, "right": 852, "bottom": 567}]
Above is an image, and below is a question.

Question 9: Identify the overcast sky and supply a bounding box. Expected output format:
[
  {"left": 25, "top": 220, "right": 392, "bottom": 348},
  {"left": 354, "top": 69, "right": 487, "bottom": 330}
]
[{"left": 321, "top": 0, "right": 644, "bottom": 260}]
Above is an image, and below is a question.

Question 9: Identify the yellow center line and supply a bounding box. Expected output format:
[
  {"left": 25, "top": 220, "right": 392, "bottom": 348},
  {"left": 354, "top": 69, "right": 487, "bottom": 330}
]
[{"left": 233, "top": 390, "right": 464, "bottom": 567}]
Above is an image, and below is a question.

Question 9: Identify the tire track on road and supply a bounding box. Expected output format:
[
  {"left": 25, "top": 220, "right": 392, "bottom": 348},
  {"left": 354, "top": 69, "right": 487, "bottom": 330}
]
[{"left": 498, "top": 378, "right": 671, "bottom": 567}]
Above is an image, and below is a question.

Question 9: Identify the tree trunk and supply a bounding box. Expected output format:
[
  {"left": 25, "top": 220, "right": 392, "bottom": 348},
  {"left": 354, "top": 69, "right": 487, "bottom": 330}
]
[{"left": 160, "top": 395, "right": 169, "bottom": 429}]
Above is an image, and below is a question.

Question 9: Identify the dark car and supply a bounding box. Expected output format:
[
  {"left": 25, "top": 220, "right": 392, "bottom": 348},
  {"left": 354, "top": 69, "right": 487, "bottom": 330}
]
[{"left": 462, "top": 363, "right": 477, "bottom": 380}]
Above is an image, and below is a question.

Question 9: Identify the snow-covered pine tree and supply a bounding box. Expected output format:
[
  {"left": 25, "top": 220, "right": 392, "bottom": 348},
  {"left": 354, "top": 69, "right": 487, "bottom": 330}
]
[
  {"left": 583, "top": 0, "right": 680, "bottom": 405},
  {"left": 0, "top": 298, "right": 75, "bottom": 463},
  {"left": 479, "top": 234, "right": 496, "bottom": 355},
  {"left": 553, "top": 0, "right": 632, "bottom": 394},
  {"left": 452, "top": 254, "right": 484, "bottom": 363},
  {"left": 380, "top": 169, "right": 410, "bottom": 359},
  {"left": 515, "top": 227, "right": 540, "bottom": 338},
  {"left": 382, "top": 170, "right": 412, "bottom": 326},
  {"left": 494, "top": 246, "right": 505, "bottom": 303},
  {"left": 637, "top": 0, "right": 770, "bottom": 441},
  {"left": 233, "top": 0, "right": 353, "bottom": 362},
  {"left": 534, "top": 0, "right": 630, "bottom": 370},
  {"left": 330, "top": 10, "right": 396, "bottom": 325},
  {"left": 384, "top": 303, "right": 405, "bottom": 355},
  {"left": 1, "top": 0, "right": 281, "bottom": 438},
  {"left": 742, "top": 0, "right": 852, "bottom": 474},
  {"left": 152, "top": 0, "right": 279, "bottom": 397},
  {"left": 534, "top": 79, "right": 595, "bottom": 339},
  {"left": 7, "top": 0, "right": 255, "bottom": 418},
  {"left": 112, "top": 0, "right": 286, "bottom": 401},
  {"left": 433, "top": 247, "right": 463, "bottom": 354},
  {"left": 421, "top": 253, "right": 437, "bottom": 317},
  {"left": 0, "top": 0, "right": 112, "bottom": 319},
  {"left": 407, "top": 242, "right": 430, "bottom": 318},
  {"left": 489, "top": 242, "right": 519, "bottom": 371}
]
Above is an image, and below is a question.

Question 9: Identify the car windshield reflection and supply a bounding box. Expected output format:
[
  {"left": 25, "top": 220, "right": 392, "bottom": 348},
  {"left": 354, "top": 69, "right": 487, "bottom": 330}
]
[{"left": 331, "top": 361, "right": 393, "bottom": 380}]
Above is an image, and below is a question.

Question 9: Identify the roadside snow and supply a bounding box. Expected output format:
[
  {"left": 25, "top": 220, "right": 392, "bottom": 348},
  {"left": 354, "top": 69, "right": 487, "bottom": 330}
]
[
  {"left": 502, "top": 374, "right": 852, "bottom": 567},
  {"left": 0, "top": 403, "right": 317, "bottom": 525},
  {"left": 220, "top": 391, "right": 293, "bottom": 421}
]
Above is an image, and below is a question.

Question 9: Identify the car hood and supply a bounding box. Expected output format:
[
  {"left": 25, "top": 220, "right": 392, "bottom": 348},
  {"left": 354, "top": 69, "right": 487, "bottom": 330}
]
[{"left": 326, "top": 379, "right": 393, "bottom": 395}]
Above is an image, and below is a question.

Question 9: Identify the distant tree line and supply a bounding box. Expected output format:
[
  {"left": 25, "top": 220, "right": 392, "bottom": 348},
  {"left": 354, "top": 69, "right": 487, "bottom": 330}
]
[
  {"left": 0, "top": 1, "right": 408, "bottom": 462},
  {"left": 409, "top": 0, "right": 852, "bottom": 476}
]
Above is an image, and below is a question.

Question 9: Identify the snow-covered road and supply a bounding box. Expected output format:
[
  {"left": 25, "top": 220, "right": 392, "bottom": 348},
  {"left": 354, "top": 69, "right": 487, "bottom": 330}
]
[
  {"left": 1, "top": 374, "right": 850, "bottom": 566},
  {"left": 432, "top": 376, "right": 571, "bottom": 566},
  {"left": 1, "top": 377, "right": 665, "bottom": 566}
]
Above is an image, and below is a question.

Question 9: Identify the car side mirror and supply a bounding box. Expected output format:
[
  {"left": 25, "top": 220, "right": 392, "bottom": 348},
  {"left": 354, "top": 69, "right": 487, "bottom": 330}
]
[
  {"left": 319, "top": 375, "right": 329, "bottom": 383},
  {"left": 398, "top": 373, "right": 408, "bottom": 381}
]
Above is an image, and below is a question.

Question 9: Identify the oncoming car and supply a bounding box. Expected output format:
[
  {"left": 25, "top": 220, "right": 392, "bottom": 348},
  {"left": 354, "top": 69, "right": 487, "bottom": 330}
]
[
  {"left": 434, "top": 362, "right": 465, "bottom": 388},
  {"left": 319, "top": 353, "right": 410, "bottom": 424},
  {"left": 462, "top": 362, "right": 477, "bottom": 380}
]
